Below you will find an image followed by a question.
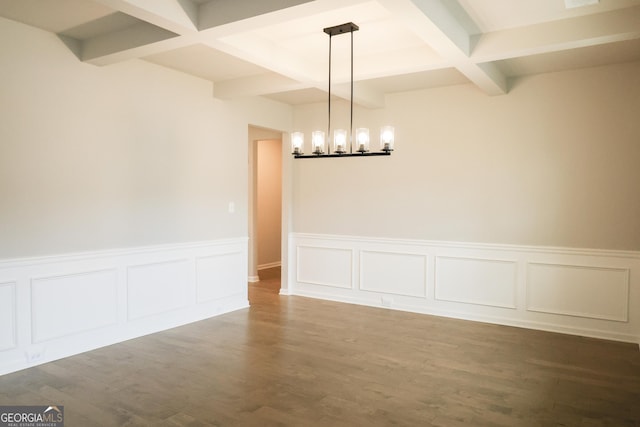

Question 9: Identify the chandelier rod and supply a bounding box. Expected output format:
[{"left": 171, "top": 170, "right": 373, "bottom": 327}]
[
  {"left": 350, "top": 28, "right": 354, "bottom": 154},
  {"left": 327, "top": 28, "right": 331, "bottom": 148}
]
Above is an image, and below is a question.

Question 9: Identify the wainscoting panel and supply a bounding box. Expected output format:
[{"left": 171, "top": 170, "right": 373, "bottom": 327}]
[
  {"left": 290, "top": 233, "right": 640, "bottom": 344},
  {"left": 297, "top": 246, "right": 352, "bottom": 289},
  {"left": 0, "top": 238, "right": 248, "bottom": 376},
  {"left": 127, "top": 260, "right": 190, "bottom": 320},
  {"left": 31, "top": 269, "right": 118, "bottom": 343},
  {"left": 435, "top": 257, "right": 517, "bottom": 309},
  {"left": 527, "top": 263, "right": 629, "bottom": 322},
  {"left": 360, "top": 251, "right": 427, "bottom": 297},
  {"left": 0, "top": 282, "right": 16, "bottom": 351},
  {"left": 196, "top": 252, "right": 245, "bottom": 303}
]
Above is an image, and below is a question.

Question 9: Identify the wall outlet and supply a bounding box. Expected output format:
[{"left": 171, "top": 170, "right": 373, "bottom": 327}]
[
  {"left": 381, "top": 296, "right": 393, "bottom": 308},
  {"left": 228, "top": 201, "right": 235, "bottom": 213},
  {"left": 26, "top": 346, "right": 45, "bottom": 363}
]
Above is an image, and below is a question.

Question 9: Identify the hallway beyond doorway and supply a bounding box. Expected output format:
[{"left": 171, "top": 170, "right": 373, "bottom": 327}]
[{"left": 249, "top": 266, "right": 281, "bottom": 306}]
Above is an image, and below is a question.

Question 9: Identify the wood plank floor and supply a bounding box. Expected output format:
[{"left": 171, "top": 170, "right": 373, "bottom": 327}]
[{"left": 1, "top": 267, "right": 639, "bottom": 426}]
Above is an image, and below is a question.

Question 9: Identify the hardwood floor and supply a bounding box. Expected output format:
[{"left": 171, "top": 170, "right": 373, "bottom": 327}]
[{"left": 1, "top": 267, "right": 639, "bottom": 426}]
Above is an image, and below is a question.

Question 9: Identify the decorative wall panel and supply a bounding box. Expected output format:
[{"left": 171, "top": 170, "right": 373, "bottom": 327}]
[
  {"left": 360, "top": 251, "right": 426, "bottom": 297},
  {"left": 527, "top": 263, "right": 629, "bottom": 322},
  {"left": 127, "top": 260, "right": 190, "bottom": 320},
  {"left": 435, "top": 257, "right": 517, "bottom": 309},
  {"left": 31, "top": 270, "right": 118, "bottom": 342},
  {"left": 197, "top": 252, "right": 244, "bottom": 303},
  {"left": 297, "top": 246, "right": 352, "bottom": 289}
]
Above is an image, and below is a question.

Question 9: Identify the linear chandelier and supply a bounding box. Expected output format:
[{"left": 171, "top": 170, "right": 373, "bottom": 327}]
[{"left": 291, "top": 22, "right": 395, "bottom": 159}]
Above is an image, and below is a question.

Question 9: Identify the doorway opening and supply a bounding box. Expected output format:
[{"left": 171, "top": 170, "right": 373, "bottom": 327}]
[{"left": 248, "top": 126, "right": 286, "bottom": 301}]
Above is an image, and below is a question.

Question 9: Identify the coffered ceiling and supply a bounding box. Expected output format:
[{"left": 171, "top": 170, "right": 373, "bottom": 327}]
[{"left": 1, "top": 0, "right": 639, "bottom": 107}]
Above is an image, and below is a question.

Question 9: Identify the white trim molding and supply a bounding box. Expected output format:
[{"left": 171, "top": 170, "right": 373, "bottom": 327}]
[
  {"left": 0, "top": 239, "right": 249, "bottom": 376},
  {"left": 289, "top": 233, "right": 640, "bottom": 345},
  {"left": 257, "top": 261, "right": 282, "bottom": 270},
  {"left": 0, "top": 281, "right": 17, "bottom": 352}
]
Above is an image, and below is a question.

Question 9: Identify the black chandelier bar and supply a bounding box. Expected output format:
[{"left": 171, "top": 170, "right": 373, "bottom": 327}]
[
  {"left": 291, "top": 22, "right": 395, "bottom": 159},
  {"left": 293, "top": 151, "right": 391, "bottom": 159}
]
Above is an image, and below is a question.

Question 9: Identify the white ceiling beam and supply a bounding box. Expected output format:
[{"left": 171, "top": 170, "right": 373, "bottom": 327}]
[
  {"left": 198, "top": 0, "right": 381, "bottom": 105},
  {"left": 198, "top": 0, "right": 315, "bottom": 31},
  {"left": 355, "top": 47, "right": 452, "bottom": 81},
  {"left": 207, "top": 39, "right": 387, "bottom": 107},
  {"left": 81, "top": 22, "right": 182, "bottom": 65},
  {"left": 76, "top": 0, "right": 330, "bottom": 65},
  {"left": 198, "top": 0, "right": 371, "bottom": 81},
  {"left": 378, "top": 0, "right": 507, "bottom": 95},
  {"left": 407, "top": 0, "right": 473, "bottom": 55},
  {"left": 214, "top": 73, "right": 308, "bottom": 99},
  {"left": 79, "top": 33, "right": 197, "bottom": 66},
  {"left": 196, "top": 0, "right": 372, "bottom": 38},
  {"left": 78, "top": 0, "right": 371, "bottom": 81},
  {"left": 204, "top": 37, "right": 324, "bottom": 87},
  {"left": 472, "top": 6, "right": 640, "bottom": 62},
  {"left": 77, "top": 0, "right": 329, "bottom": 66},
  {"left": 69, "top": 0, "right": 201, "bottom": 65},
  {"left": 456, "top": 61, "right": 507, "bottom": 96},
  {"left": 68, "top": 0, "right": 384, "bottom": 105},
  {"left": 92, "top": 0, "right": 198, "bottom": 34},
  {"left": 210, "top": 46, "right": 387, "bottom": 108}
]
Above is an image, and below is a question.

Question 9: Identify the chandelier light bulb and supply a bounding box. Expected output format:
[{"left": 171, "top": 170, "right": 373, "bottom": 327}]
[
  {"left": 333, "top": 129, "right": 347, "bottom": 153},
  {"left": 380, "top": 126, "right": 395, "bottom": 152},
  {"left": 291, "top": 132, "right": 304, "bottom": 155},
  {"left": 311, "top": 130, "right": 325, "bottom": 155},
  {"left": 356, "top": 128, "right": 370, "bottom": 152}
]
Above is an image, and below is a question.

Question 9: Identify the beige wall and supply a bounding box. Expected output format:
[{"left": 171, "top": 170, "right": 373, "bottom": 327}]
[
  {"left": 0, "top": 17, "right": 291, "bottom": 259},
  {"left": 291, "top": 61, "right": 640, "bottom": 250},
  {"left": 3, "top": 14, "right": 638, "bottom": 258},
  {"left": 257, "top": 140, "right": 282, "bottom": 267}
]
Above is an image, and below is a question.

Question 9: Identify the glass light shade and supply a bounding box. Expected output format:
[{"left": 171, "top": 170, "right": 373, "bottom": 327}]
[
  {"left": 291, "top": 132, "right": 304, "bottom": 155},
  {"left": 355, "top": 128, "right": 370, "bottom": 152},
  {"left": 333, "top": 129, "right": 348, "bottom": 153},
  {"left": 380, "top": 126, "right": 395, "bottom": 151},
  {"left": 311, "top": 130, "right": 325, "bottom": 154}
]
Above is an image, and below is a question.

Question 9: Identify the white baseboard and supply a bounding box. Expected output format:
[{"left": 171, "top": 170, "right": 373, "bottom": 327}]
[
  {"left": 258, "top": 261, "right": 281, "bottom": 270},
  {"left": 289, "top": 233, "right": 640, "bottom": 344},
  {"left": 248, "top": 275, "right": 260, "bottom": 283},
  {"left": 0, "top": 238, "right": 249, "bottom": 376}
]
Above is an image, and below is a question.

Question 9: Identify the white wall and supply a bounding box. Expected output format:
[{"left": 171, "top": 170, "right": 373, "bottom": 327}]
[
  {"left": 292, "top": 61, "right": 640, "bottom": 251},
  {"left": 0, "top": 16, "right": 291, "bottom": 375}
]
